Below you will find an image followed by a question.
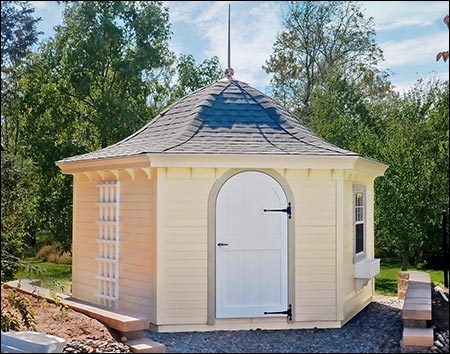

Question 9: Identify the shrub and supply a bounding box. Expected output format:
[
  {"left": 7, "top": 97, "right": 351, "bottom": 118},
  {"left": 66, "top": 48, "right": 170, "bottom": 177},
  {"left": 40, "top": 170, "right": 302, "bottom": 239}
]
[
  {"left": 1, "top": 286, "right": 37, "bottom": 332},
  {"left": 36, "top": 244, "right": 72, "bottom": 265}
]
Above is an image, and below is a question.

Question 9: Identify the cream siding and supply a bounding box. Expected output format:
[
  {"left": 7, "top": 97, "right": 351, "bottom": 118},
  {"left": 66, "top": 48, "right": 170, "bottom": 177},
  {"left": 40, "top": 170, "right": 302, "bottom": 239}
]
[
  {"left": 156, "top": 167, "right": 215, "bottom": 325},
  {"left": 71, "top": 170, "right": 157, "bottom": 320},
  {"left": 68, "top": 160, "right": 383, "bottom": 330},
  {"left": 286, "top": 170, "right": 337, "bottom": 322},
  {"left": 72, "top": 178, "right": 99, "bottom": 304},
  {"left": 119, "top": 170, "right": 156, "bottom": 321},
  {"left": 156, "top": 168, "right": 340, "bottom": 326},
  {"left": 342, "top": 175, "right": 376, "bottom": 322}
]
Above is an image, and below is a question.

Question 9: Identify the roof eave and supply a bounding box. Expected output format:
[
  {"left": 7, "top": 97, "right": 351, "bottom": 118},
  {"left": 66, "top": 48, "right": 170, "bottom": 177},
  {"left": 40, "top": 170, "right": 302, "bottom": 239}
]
[
  {"left": 353, "top": 156, "right": 389, "bottom": 177},
  {"left": 56, "top": 153, "right": 388, "bottom": 177},
  {"left": 56, "top": 154, "right": 150, "bottom": 175}
]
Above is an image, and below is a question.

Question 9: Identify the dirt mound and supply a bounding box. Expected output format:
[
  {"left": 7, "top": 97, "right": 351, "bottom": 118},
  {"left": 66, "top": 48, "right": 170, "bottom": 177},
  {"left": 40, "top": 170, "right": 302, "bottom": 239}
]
[{"left": 1, "top": 287, "right": 116, "bottom": 342}]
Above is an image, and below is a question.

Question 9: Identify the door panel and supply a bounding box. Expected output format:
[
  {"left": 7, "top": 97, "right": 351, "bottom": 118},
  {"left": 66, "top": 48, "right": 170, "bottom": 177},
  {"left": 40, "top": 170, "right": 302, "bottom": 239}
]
[{"left": 216, "top": 171, "right": 288, "bottom": 318}]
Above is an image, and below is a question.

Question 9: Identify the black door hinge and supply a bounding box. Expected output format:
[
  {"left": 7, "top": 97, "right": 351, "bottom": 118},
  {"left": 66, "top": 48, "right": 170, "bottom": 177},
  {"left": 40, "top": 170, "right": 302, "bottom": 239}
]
[
  {"left": 263, "top": 202, "right": 292, "bottom": 219},
  {"left": 264, "top": 304, "right": 292, "bottom": 321}
]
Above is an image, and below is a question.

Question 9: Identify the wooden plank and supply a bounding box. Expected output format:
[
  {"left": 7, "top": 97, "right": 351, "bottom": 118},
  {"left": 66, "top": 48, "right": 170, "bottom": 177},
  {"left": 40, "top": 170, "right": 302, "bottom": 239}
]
[
  {"left": 120, "top": 219, "right": 153, "bottom": 227},
  {"left": 296, "top": 281, "right": 335, "bottom": 290},
  {"left": 120, "top": 204, "right": 153, "bottom": 213},
  {"left": 120, "top": 194, "right": 154, "bottom": 203},
  {"left": 72, "top": 246, "right": 97, "bottom": 257},
  {"left": 160, "top": 277, "right": 206, "bottom": 285},
  {"left": 297, "top": 312, "right": 337, "bottom": 321},
  {"left": 296, "top": 265, "right": 335, "bottom": 274},
  {"left": 76, "top": 224, "right": 97, "bottom": 232},
  {"left": 166, "top": 167, "right": 191, "bottom": 179},
  {"left": 121, "top": 230, "right": 153, "bottom": 238},
  {"left": 296, "top": 258, "right": 336, "bottom": 267},
  {"left": 297, "top": 250, "right": 336, "bottom": 259},
  {"left": 126, "top": 338, "right": 166, "bottom": 353},
  {"left": 192, "top": 168, "right": 216, "bottom": 179},
  {"left": 297, "top": 297, "right": 336, "bottom": 306},
  {"left": 120, "top": 283, "right": 153, "bottom": 297},
  {"left": 120, "top": 263, "right": 153, "bottom": 274},
  {"left": 402, "top": 327, "right": 434, "bottom": 347},
  {"left": 295, "top": 273, "right": 335, "bottom": 282},
  {"left": 118, "top": 292, "right": 153, "bottom": 307},
  {"left": 120, "top": 239, "right": 152, "bottom": 250},
  {"left": 297, "top": 305, "right": 336, "bottom": 314},
  {"left": 162, "top": 281, "right": 207, "bottom": 291},
  {"left": 295, "top": 288, "right": 335, "bottom": 297}
]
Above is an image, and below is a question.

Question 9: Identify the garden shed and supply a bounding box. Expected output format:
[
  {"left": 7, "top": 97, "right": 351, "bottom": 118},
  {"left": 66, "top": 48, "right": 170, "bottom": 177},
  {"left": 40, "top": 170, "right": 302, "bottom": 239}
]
[{"left": 57, "top": 77, "right": 388, "bottom": 332}]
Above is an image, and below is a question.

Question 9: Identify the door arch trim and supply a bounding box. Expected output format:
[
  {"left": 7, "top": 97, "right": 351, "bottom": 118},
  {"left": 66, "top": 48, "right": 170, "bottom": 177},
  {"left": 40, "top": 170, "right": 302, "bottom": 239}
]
[{"left": 207, "top": 169, "right": 295, "bottom": 325}]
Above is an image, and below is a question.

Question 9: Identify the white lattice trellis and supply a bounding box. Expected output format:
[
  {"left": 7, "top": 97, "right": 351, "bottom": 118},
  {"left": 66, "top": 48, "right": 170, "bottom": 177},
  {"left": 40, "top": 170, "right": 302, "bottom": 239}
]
[{"left": 96, "top": 180, "right": 120, "bottom": 309}]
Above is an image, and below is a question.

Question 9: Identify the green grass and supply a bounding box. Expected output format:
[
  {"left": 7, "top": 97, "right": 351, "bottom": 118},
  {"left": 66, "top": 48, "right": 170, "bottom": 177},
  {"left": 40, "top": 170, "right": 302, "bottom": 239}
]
[
  {"left": 375, "top": 259, "right": 445, "bottom": 296},
  {"left": 12, "top": 258, "right": 444, "bottom": 297},
  {"left": 15, "top": 260, "right": 72, "bottom": 294}
]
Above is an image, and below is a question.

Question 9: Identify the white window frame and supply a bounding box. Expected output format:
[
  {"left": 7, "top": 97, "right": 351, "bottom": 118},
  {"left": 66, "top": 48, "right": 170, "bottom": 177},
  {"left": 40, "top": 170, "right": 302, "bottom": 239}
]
[{"left": 353, "top": 185, "right": 367, "bottom": 263}]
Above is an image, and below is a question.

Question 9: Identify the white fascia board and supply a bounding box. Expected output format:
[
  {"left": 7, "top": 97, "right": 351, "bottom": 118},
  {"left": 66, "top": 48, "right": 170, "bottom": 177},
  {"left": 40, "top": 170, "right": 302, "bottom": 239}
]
[
  {"left": 146, "top": 153, "right": 360, "bottom": 170},
  {"left": 56, "top": 153, "right": 388, "bottom": 177},
  {"left": 56, "top": 155, "right": 150, "bottom": 174}
]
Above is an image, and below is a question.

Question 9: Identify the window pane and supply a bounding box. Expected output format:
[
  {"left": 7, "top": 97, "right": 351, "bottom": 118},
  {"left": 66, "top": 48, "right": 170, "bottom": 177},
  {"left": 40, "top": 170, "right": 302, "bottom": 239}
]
[
  {"left": 356, "top": 223, "right": 364, "bottom": 253},
  {"left": 355, "top": 192, "right": 363, "bottom": 207}
]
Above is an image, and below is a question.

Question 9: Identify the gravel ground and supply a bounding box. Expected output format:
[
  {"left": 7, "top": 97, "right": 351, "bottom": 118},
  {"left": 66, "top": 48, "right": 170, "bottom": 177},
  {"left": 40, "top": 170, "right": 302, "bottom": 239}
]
[
  {"left": 146, "top": 296, "right": 402, "bottom": 353},
  {"left": 63, "top": 339, "right": 131, "bottom": 353},
  {"left": 429, "top": 330, "right": 449, "bottom": 353}
]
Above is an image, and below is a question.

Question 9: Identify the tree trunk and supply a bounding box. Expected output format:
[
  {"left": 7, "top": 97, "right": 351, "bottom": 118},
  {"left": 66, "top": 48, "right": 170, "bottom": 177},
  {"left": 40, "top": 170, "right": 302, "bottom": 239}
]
[{"left": 401, "top": 251, "right": 409, "bottom": 271}]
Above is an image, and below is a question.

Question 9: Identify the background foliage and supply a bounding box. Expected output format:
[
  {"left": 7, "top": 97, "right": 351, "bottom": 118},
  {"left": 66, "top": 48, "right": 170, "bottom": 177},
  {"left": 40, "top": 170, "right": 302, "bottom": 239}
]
[{"left": 1, "top": 1, "right": 448, "bottom": 280}]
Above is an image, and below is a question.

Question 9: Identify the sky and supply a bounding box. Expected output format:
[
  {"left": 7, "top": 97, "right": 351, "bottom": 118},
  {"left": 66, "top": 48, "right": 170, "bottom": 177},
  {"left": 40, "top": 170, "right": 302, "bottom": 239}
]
[{"left": 31, "top": 1, "right": 449, "bottom": 94}]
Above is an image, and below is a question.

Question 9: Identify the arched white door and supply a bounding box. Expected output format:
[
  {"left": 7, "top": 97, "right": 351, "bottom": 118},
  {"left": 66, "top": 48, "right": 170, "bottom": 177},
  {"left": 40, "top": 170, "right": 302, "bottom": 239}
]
[{"left": 216, "top": 171, "right": 289, "bottom": 318}]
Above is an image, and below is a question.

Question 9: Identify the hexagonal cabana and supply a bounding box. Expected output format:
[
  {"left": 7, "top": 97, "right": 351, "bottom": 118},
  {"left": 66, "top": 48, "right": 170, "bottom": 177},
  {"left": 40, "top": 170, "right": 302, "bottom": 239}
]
[{"left": 57, "top": 79, "right": 388, "bottom": 332}]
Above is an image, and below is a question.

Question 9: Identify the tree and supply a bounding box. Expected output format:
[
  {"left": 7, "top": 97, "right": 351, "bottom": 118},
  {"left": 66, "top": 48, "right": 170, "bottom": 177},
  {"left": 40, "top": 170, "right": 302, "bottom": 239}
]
[
  {"left": 310, "top": 73, "right": 385, "bottom": 159},
  {"left": 172, "top": 54, "right": 223, "bottom": 100},
  {"left": 13, "top": 2, "right": 222, "bottom": 253},
  {"left": 50, "top": 1, "right": 174, "bottom": 148},
  {"left": 264, "top": 1, "right": 384, "bottom": 125},
  {"left": 15, "top": 1, "right": 174, "bottom": 252},
  {"left": 375, "top": 79, "right": 449, "bottom": 270},
  {"left": 144, "top": 53, "right": 223, "bottom": 112},
  {"left": 1, "top": 157, "right": 37, "bottom": 281},
  {"left": 1, "top": 0, "right": 41, "bottom": 153},
  {"left": 310, "top": 72, "right": 449, "bottom": 271},
  {"left": 436, "top": 15, "right": 449, "bottom": 62},
  {"left": 0, "top": 1, "right": 40, "bottom": 68},
  {"left": 1, "top": 1, "right": 40, "bottom": 280}
]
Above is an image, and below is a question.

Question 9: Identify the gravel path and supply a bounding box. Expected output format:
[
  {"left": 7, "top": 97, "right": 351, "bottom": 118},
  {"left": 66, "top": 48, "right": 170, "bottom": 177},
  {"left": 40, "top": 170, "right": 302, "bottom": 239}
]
[{"left": 146, "top": 296, "right": 402, "bottom": 353}]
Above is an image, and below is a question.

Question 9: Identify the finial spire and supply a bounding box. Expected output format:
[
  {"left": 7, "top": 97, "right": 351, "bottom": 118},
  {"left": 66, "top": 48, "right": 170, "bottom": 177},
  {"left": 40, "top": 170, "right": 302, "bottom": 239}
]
[
  {"left": 225, "top": 4, "right": 234, "bottom": 81},
  {"left": 227, "top": 3, "right": 231, "bottom": 69}
]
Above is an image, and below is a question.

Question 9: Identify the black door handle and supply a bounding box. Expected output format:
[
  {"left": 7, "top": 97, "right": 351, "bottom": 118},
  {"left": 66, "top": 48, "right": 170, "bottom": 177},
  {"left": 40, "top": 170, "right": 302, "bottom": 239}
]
[{"left": 217, "top": 243, "right": 229, "bottom": 247}]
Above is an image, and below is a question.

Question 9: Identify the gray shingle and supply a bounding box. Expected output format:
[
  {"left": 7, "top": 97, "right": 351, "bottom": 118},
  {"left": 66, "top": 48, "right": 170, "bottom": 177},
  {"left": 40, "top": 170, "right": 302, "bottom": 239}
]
[{"left": 59, "top": 80, "right": 358, "bottom": 163}]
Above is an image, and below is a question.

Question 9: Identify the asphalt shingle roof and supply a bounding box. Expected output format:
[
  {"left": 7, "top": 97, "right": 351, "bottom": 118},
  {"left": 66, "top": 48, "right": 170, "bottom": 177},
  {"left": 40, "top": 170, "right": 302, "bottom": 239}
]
[{"left": 59, "top": 79, "right": 358, "bottom": 163}]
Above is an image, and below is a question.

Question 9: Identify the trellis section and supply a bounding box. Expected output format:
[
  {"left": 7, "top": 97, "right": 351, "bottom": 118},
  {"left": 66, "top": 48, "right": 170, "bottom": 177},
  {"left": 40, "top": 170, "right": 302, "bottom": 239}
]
[{"left": 96, "top": 180, "right": 120, "bottom": 309}]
